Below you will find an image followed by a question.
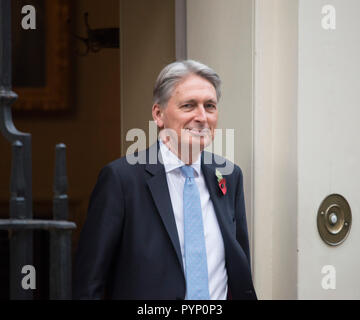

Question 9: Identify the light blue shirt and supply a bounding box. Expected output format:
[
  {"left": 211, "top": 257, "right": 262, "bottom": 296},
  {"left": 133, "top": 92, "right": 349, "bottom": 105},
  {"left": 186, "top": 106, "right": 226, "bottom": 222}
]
[{"left": 159, "top": 140, "right": 228, "bottom": 300}]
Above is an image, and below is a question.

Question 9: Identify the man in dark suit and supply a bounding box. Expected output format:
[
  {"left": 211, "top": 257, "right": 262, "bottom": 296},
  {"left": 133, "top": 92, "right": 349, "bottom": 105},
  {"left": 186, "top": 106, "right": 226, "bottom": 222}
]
[{"left": 73, "top": 60, "right": 257, "bottom": 300}]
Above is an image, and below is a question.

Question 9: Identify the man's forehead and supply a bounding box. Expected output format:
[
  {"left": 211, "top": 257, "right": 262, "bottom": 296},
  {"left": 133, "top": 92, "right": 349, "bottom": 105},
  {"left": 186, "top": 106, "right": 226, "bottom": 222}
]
[{"left": 172, "top": 76, "right": 217, "bottom": 100}]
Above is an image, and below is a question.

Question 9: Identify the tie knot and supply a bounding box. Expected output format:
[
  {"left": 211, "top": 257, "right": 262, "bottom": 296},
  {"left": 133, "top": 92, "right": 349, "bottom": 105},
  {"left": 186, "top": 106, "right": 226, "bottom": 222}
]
[{"left": 180, "top": 165, "right": 195, "bottom": 178}]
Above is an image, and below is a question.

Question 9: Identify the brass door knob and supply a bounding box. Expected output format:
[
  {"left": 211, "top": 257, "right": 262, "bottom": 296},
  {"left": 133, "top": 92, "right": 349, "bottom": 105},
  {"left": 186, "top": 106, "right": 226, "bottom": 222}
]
[{"left": 317, "top": 194, "right": 352, "bottom": 246}]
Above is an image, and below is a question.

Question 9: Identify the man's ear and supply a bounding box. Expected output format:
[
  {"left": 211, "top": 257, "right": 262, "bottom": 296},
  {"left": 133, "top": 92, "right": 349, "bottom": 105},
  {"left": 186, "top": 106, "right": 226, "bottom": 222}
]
[{"left": 152, "top": 104, "right": 164, "bottom": 129}]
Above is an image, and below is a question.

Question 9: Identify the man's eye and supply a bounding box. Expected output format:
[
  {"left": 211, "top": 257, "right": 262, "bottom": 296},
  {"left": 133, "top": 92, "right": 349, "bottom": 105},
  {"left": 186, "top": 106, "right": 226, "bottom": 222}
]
[
  {"left": 205, "top": 104, "right": 216, "bottom": 109},
  {"left": 182, "top": 104, "right": 193, "bottom": 108}
]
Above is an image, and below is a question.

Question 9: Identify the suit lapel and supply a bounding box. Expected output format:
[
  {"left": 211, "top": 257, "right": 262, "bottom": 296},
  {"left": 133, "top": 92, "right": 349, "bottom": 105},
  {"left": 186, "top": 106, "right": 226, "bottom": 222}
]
[
  {"left": 202, "top": 156, "right": 256, "bottom": 298},
  {"left": 145, "top": 145, "right": 185, "bottom": 276},
  {"left": 201, "top": 158, "right": 235, "bottom": 247}
]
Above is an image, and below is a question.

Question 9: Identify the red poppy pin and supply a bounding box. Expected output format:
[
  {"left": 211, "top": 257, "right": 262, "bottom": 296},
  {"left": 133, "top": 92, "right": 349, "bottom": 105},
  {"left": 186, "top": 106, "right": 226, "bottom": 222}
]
[{"left": 216, "top": 169, "right": 227, "bottom": 195}]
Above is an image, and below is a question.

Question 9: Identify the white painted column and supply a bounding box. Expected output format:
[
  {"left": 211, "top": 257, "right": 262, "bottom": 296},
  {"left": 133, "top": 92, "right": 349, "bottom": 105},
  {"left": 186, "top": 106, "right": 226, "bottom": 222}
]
[
  {"left": 254, "top": 0, "right": 360, "bottom": 299},
  {"left": 253, "top": 0, "right": 298, "bottom": 300},
  {"left": 298, "top": 0, "right": 360, "bottom": 299}
]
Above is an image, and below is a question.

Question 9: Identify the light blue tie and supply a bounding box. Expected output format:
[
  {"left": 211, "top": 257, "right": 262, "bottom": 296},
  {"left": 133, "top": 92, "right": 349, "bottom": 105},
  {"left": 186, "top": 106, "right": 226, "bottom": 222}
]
[{"left": 180, "top": 165, "right": 210, "bottom": 300}]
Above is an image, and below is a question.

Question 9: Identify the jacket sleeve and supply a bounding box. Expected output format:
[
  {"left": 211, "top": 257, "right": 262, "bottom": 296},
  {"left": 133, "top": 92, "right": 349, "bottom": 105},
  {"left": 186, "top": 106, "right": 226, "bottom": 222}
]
[
  {"left": 73, "top": 164, "right": 125, "bottom": 299},
  {"left": 234, "top": 167, "right": 251, "bottom": 267}
]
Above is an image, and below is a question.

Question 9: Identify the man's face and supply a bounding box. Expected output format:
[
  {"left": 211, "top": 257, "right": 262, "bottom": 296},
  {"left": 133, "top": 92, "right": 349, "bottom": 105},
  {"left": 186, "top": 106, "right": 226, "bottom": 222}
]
[{"left": 153, "top": 74, "right": 218, "bottom": 157}]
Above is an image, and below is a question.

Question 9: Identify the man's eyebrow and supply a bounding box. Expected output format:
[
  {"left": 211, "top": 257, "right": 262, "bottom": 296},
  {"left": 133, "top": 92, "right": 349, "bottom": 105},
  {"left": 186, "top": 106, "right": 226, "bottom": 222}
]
[
  {"left": 205, "top": 99, "right": 217, "bottom": 104},
  {"left": 179, "top": 99, "right": 197, "bottom": 104},
  {"left": 179, "top": 99, "right": 217, "bottom": 104}
]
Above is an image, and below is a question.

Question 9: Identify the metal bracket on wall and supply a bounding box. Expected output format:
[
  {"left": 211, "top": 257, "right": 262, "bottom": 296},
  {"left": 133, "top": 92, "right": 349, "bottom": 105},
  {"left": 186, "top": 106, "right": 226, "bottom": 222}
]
[
  {"left": 317, "top": 194, "right": 352, "bottom": 246},
  {"left": 70, "top": 12, "right": 120, "bottom": 56}
]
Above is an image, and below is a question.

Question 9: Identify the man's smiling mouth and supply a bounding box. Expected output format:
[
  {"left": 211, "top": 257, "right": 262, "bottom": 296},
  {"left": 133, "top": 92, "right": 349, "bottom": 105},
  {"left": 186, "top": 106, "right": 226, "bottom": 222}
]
[{"left": 184, "top": 128, "right": 211, "bottom": 137}]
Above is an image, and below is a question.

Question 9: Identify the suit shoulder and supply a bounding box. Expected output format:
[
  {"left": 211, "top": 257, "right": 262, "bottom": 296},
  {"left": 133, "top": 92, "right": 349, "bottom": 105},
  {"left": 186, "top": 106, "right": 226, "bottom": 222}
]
[
  {"left": 100, "top": 149, "right": 147, "bottom": 177},
  {"left": 105, "top": 156, "right": 131, "bottom": 171}
]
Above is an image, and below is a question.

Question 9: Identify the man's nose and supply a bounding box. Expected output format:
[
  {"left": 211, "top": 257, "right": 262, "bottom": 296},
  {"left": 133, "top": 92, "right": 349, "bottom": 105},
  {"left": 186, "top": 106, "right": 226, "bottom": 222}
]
[{"left": 194, "top": 105, "right": 207, "bottom": 122}]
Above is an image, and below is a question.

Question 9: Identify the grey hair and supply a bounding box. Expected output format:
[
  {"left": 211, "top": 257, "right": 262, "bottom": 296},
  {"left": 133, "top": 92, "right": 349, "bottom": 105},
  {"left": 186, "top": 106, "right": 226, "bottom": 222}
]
[{"left": 153, "top": 60, "right": 221, "bottom": 107}]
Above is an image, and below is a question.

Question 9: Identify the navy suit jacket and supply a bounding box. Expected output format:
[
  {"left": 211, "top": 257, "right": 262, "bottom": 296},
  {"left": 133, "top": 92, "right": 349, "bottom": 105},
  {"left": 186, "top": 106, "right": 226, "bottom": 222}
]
[{"left": 73, "top": 143, "right": 257, "bottom": 300}]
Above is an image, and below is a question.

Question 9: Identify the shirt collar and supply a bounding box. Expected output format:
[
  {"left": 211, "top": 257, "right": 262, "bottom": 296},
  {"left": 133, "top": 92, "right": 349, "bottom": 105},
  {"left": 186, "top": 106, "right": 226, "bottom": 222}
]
[{"left": 159, "top": 139, "right": 201, "bottom": 177}]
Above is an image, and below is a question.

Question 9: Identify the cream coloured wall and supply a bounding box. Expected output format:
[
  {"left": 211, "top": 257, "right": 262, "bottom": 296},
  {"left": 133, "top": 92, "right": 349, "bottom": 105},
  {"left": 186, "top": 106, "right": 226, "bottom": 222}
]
[
  {"left": 298, "top": 0, "right": 360, "bottom": 299},
  {"left": 253, "top": 0, "right": 298, "bottom": 300},
  {"left": 187, "top": 0, "right": 255, "bottom": 273},
  {"left": 255, "top": 0, "right": 360, "bottom": 299}
]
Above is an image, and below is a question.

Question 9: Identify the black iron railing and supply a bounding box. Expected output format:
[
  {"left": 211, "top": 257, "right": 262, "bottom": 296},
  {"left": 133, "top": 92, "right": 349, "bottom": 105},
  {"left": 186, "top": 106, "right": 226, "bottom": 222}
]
[{"left": 0, "top": 0, "right": 76, "bottom": 300}]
